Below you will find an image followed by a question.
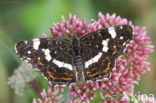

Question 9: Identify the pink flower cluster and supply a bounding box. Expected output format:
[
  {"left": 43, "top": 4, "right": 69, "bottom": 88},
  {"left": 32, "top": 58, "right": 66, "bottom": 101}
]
[
  {"left": 33, "top": 85, "right": 64, "bottom": 103},
  {"left": 50, "top": 14, "right": 87, "bottom": 37},
  {"left": 39, "top": 12, "right": 154, "bottom": 103}
]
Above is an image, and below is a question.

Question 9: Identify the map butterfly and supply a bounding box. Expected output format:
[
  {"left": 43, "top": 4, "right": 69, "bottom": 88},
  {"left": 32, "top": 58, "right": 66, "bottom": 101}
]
[{"left": 15, "top": 25, "right": 133, "bottom": 86}]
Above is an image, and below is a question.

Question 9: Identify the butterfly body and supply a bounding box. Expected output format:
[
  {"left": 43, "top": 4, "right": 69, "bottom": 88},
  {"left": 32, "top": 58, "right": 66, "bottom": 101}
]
[
  {"left": 15, "top": 25, "right": 133, "bottom": 86},
  {"left": 72, "top": 36, "right": 84, "bottom": 73}
]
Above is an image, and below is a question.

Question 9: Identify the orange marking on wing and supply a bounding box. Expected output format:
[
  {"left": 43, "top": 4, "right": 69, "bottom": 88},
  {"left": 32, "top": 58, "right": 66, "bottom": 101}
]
[
  {"left": 91, "top": 68, "right": 96, "bottom": 71},
  {"left": 88, "top": 72, "right": 99, "bottom": 77},
  {"left": 87, "top": 71, "right": 91, "bottom": 74},
  {"left": 47, "top": 71, "right": 72, "bottom": 80},
  {"left": 103, "top": 62, "right": 111, "bottom": 72},
  {"left": 88, "top": 62, "right": 111, "bottom": 77},
  {"left": 38, "top": 59, "right": 44, "bottom": 66},
  {"left": 87, "top": 68, "right": 97, "bottom": 74},
  {"left": 112, "top": 48, "right": 117, "bottom": 55}
]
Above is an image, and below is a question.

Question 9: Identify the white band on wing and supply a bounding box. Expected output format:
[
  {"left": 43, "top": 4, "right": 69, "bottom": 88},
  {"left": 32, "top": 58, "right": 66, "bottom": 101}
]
[
  {"left": 85, "top": 52, "right": 102, "bottom": 68},
  {"left": 33, "top": 39, "right": 40, "bottom": 50},
  {"left": 108, "top": 27, "right": 117, "bottom": 38},
  {"left": 42, "top": 49, "right": 52, "bottom": 62},
  {"left": 53, "top": 59, "right": 73, "bottom": 70}
]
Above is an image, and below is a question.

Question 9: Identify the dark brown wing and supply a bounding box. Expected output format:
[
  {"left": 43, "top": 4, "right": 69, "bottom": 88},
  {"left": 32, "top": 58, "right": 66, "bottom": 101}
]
[
  {"left": 80, "top": 25, "right": 133, "bottom": 81},
  {"left": 15, "top": 38, "right": 76, "bottom": 86}
]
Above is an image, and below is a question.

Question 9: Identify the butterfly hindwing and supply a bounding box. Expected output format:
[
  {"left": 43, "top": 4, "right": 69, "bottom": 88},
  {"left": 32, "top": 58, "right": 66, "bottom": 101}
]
[
  {"left": 80, "top": 25, "right": 133, "bottom": 80},
  {"left": 82, "top": 49, "right": 115, "bottom": 81},
  {"left": 15, "top": 38, "right": 76, "bottom": 86}
]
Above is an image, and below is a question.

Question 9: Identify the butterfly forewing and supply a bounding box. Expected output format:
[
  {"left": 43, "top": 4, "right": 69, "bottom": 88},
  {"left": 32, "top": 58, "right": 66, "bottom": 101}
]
[
  {"left": 15, "top": 38, "right": 76, "bottom": 86},
  {"left": 80, "top": 25, "right": 133, "bottom": 81}
]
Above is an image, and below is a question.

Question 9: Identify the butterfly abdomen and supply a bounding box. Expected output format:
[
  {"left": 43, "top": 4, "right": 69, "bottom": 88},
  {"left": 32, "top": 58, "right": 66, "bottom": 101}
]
[{"left": 74, "top": 55, "right": 83, "bottom": 71}]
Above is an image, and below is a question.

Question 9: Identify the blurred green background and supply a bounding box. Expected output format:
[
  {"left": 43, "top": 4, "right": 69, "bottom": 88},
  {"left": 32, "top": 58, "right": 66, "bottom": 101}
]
[{"left": 0, "top": 0, "right": 156, "bottom": 103}]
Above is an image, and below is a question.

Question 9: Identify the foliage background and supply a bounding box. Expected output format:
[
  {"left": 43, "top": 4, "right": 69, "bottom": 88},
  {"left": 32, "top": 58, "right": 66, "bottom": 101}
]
[{"left": 0, "top": 0, "right": 156, "bottom": 103}]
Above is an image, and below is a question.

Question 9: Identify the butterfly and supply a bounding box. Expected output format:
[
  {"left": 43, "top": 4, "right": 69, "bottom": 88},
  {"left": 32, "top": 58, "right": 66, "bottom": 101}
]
[{"left": 15, "top": 25, "right": 133, "bottom": 86}]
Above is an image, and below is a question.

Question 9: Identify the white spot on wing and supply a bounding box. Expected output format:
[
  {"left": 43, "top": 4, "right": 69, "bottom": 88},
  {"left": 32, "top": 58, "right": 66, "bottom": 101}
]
[
  {"left": 33, "top": 39, "right": 40, "bottom": 50},
  {"left": 42, "top": 49, "right": 52, "bottom": 61},
  {"left": 103, "top": 46, "right": 108, "bottom": 52},
  {"left": 27, "top": 51, "right": 31, "bottom": 54},
  {"left": 85, "top": 52, "right": 102, "bottom": 68},
  {"left": 120, "top": 36, "right": 124, "bottom": 39},
  {"left": 46, "top": 55, "right": 51, "bottom": 61},
  {"left": 102, "top": 39, "right": 109, "bottom": 52},
  {"left": 96, "top": 45, "right": 98, "bottom": 48},
  {"left": 98, "top": 32, "right": 101, "bottom": 36},
  {"left": 24, "top": 41, "right": 28, "bottom": 44},
  {"left": 53, "top": 59, "right": 73, "bottom": 70},
  {"left": 44, "top": 49, "right": 50, "bottom": 55},
  {"left": 102, "top": 39, "right": 109, "bottom": 46},
  {"left": 108, "top": 27, "right": 116, "bottom": 38},
  {"left": 123, "top": 42, "right": 126, "bottom": 46},
  {"left": 54, "top": 51, "right": 57, "bottom": 54},
  {"left": 120, "top": 26, "right": 123, "bottom": 29},
  {"left": 26, "top": 57, "right": 31, "bottom": 61}
]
